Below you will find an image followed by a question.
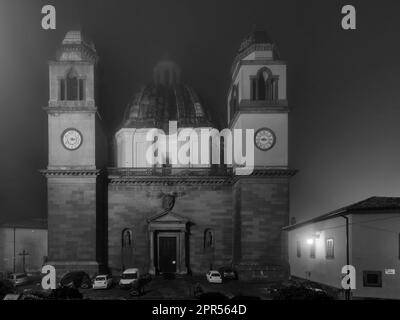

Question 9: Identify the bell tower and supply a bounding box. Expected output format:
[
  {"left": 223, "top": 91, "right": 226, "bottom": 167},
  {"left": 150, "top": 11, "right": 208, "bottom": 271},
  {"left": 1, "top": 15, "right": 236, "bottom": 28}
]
[
  {"left": 229, "top": 29, "right": 296, "bottom": 279},
  {"left": 228, "top": 29, "right": 288, "bottom": 168},
  {"left": 41, "top": 30, "right": 103, "bottom": 276}
]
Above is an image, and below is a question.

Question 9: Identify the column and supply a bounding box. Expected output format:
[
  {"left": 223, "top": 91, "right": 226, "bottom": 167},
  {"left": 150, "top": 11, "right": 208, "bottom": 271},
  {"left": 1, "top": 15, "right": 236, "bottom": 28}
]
[
  {"left": 179, "top": 230, "right": 187, "bottom": 274},
  {"left": 149, "top": 231, "right": 155, "bottom": 275}
]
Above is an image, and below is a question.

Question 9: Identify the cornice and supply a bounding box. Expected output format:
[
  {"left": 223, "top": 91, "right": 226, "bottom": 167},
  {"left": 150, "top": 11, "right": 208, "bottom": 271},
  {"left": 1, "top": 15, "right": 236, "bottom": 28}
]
[
  {"left": 48, "top": 60, "right": 95, "bottom": 66},
  {"left": 229, "top": 104, "right": 289, "bottom": 128},
  {"left": 40, "top": 169, "right": 100, "bottom": 177},
  {"left": 109, "top": 176, "right": 233, "bottom": 186},
  {"left": 108, "top": 167, "right": 232, "bottom": 185},
  {"left": 232, "top": 59, "right": 287, "bottom": 82},
  {"left": 233, "top": 168, "right": 298, "bottom": 179},
  {"left": 107, "top": 168, "right": 297, "bottom": 185},
  {"left": 43, "top": 105, "right": 97, "bottom": 114}
]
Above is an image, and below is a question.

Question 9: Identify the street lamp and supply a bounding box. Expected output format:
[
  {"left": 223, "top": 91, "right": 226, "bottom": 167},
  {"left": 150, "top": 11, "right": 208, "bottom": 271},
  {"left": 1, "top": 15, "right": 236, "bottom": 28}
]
[{"left": 306, "top": 232, "right": 320, "bottom": 245}]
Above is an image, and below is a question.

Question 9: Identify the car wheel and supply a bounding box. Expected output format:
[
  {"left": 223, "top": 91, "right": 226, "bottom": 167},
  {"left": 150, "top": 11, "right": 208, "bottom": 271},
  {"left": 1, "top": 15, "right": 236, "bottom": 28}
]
[{"left": 81, "top": 283, "right": 89, "bottom": 289}]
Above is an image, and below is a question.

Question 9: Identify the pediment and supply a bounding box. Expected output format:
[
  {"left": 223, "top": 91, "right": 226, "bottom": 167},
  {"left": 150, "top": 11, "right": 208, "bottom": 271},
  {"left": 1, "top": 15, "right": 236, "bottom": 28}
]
[{"left": 148, "top": 210, "right": 188, "bottom": 224}]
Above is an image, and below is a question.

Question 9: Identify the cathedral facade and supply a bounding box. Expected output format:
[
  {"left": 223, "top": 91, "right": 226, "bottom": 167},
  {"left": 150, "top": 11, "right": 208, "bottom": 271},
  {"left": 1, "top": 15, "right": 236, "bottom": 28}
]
[{"left": 41, "top": 30, "right": 296, "bottom": 279}]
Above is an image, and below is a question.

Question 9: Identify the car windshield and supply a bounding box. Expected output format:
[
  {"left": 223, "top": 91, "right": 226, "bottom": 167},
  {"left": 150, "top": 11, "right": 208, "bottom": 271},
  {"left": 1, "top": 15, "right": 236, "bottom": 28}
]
[
  {"left": 16, "top": 274, "right": 26, "bottom": 279},
  {"left": 122, "top": 273, "right": 137, "bottom": 279},
  {"left": 211, "top": 273, "right": 220, "bottom": 277},
  {"left": 96, "top": 277, "right": 106, "bottom": 281}
]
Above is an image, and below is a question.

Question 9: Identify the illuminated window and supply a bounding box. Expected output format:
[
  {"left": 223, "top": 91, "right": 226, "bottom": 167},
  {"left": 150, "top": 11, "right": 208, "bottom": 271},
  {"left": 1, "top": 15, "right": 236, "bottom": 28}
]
[
  {"left": 326, "top": 238, "right": 334, "bottom": 259},
  {"left": 310, "top": 240, "right": 316, "bottom": 259},
  {"left": 296, "top": 240, "right": 301, "bottom": 258}
]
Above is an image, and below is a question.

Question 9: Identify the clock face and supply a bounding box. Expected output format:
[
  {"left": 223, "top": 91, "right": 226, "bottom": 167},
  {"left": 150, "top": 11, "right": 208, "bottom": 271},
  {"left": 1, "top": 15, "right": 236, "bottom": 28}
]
[
  {"left": 62, "top": 129, "right": 83, "bottom": 151},
  {"left": 254, "top": 128, "right": 275, "bottom": 151}
]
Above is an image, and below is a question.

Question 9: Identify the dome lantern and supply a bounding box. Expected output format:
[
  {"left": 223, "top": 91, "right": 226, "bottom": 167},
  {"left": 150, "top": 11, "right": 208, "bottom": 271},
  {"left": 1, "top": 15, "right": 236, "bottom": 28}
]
[{"left": 153, "top": 60, "right": 181, "bottom": 87}]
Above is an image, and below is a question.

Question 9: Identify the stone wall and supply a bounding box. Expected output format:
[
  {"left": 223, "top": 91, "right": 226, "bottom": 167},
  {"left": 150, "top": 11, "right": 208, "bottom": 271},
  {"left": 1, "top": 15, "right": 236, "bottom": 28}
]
[
  {"left": 107, "top": 183, "right": 233, "bottom": 274},
  {"left": 47, "top": 177, "right": 99, "bottom": 275},
  {"left": 233, "top": 176, "right": 290, "bottom": 279}
]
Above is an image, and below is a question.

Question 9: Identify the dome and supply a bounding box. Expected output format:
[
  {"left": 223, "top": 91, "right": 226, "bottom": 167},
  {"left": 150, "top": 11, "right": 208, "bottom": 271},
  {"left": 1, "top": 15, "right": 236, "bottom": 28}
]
[{"left": 122, "top": 61, "right": 214, "bottom": 130}]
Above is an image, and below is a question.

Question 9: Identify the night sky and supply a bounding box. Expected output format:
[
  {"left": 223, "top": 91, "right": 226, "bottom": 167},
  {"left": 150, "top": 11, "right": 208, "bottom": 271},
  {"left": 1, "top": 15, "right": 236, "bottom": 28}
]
[{"left": 1, "top": 0, "right": 400, "bottom": 224}]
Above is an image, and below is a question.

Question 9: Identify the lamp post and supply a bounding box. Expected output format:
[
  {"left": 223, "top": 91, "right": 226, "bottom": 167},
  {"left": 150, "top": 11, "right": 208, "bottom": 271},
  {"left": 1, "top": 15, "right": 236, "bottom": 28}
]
[
  {"left": 341, "top": 215, "right": 351, "bottom": 300},
  {"left": 13, "top": 227, "right": 16, "bottom": 273},
  {"left": 18, "top": 250, "right": 29, "bottom": 274}
]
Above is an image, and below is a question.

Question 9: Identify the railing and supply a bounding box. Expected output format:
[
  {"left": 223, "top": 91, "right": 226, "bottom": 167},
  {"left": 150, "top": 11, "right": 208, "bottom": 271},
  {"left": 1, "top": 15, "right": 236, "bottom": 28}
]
[
  {"left": 47, "top": 100, "right": 96, "bottom": 108},
  {"left": 108, "top": 166, "right": 233, "bottom": 177},
  {"left": 238, "top": 99, "right": 288, "bottom": 108}
]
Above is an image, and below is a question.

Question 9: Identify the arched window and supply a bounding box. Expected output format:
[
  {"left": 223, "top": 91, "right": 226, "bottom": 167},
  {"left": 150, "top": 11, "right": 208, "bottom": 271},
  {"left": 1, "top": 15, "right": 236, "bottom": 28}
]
[
  {"left": 59, "top": 68, "right": 85, "bottom": 101},
  {"left": 204, "top": 228, "right": 214, "bottom": 249},
  {"left": 122, "top": 229, "right": 133, "bottom": 248},
  {"left": 250, "top": 67, "right": 278, "bottom": 101},
  {"left": 66, "top": 69, "right": 79, "bottom": 100},
  {"left": 257, "top": 69, "right": 269, "bottom": 100}
]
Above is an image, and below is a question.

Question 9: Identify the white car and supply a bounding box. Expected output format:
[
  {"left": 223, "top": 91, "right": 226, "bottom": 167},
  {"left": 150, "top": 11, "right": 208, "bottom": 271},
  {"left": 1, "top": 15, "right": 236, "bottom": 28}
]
[
  {"left": 7, "top": 273, "right": 30, "bottom": 286},
  {"left": 206, "top": 271, "right": 223, "bottom": 284},
  {"left": 92, "top": 274, "right": 113, "bottom": 290},
  {"left": 119, "top": 268, "right": 140, "bottom": 289}
]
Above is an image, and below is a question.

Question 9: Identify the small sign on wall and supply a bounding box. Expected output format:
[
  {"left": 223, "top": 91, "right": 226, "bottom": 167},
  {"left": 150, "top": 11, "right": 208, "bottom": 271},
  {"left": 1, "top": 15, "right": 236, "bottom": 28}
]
[{"left": 385, "top": 269, "right": 395, "bottom": 275}]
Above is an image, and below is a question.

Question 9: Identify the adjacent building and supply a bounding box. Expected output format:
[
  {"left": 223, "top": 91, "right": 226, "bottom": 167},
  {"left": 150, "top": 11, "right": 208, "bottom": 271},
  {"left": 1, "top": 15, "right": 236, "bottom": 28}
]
[
  {"left": 0, "top": 220, "right": 47, "bottom": 276},
  {"left": 285, "top": 197, "right": 400, "bottom": 299}
]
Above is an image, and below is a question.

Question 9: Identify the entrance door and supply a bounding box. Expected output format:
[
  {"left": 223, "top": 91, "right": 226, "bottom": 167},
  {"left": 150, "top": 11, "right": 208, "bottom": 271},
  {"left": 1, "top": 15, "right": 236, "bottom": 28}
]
[{"left": 158, "top": 236, "right": 177, "bottom": 273}]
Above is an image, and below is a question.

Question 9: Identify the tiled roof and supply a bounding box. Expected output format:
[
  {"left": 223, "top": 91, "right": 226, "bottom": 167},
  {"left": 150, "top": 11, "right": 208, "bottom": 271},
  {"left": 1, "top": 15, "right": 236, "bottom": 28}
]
[
  {"left": 283, "top": 197, "right": 400, "bottom": 231},
  {"left": 0, "top": 218, "right": 47, "bottom": 230},
  {"left": 237, "top": 29, "right": 272, "bottom": 54},
  {"left": 346, "top": 197, "right": 400, "bottom": 211}
]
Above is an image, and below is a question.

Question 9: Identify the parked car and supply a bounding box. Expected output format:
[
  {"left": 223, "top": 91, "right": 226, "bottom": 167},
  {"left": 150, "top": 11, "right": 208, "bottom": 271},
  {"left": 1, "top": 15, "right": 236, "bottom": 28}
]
[
  {"left": 48, "top": 287, "right": 83, "bottom": 300},
  {"left": 128, "top": 279, "right": 144, "bottom": 296},
  {"left": 7, "top": 273, "right": 30, "bottom": 286},
  {"left": 271, "top": 283, "right": 333, "bottom": 300},
  {"left": 197, "top": 292, "right": 229, "bottom": 300},
  {"left": 231, "top": 295, "right": 261, "bottom": 300},
  {"left": 92, "top": 274, "right": 113, "bottom": 290},
  {"left": 206, "top": 270, "right": 223, "bottom": 284},
  {"left": 59, "top": 271, "right": 92, "bottom": 289},
  {"left": 219, "top": 267, "right": 238, "bottom": 280},
  {"left": 119, "top": 268, "right": 140, "bottom": 289},
  {"left": 0, "top": 280, "right": 16, "bottom": 299}
]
